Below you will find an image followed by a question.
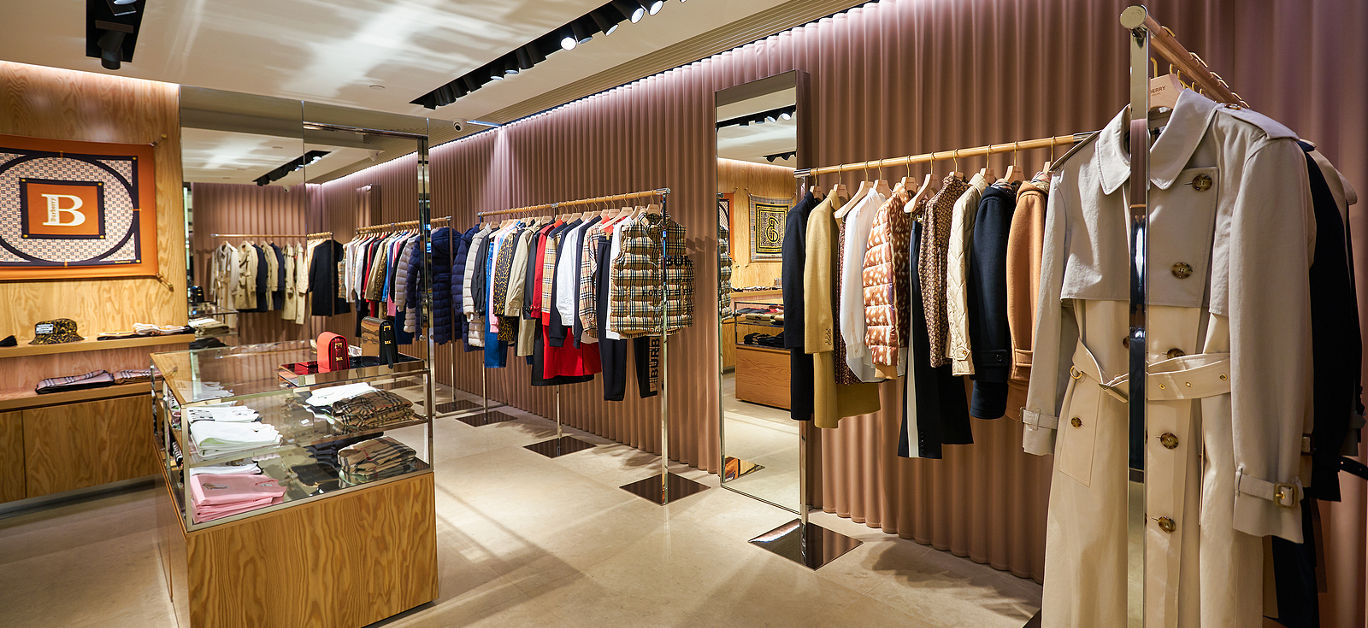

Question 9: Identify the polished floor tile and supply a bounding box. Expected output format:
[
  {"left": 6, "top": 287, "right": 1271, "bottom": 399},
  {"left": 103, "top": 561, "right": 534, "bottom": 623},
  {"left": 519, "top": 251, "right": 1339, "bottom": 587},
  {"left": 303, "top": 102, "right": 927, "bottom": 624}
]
[{"left": 0, "top": 401, "right": 1040, "bottom": 628}]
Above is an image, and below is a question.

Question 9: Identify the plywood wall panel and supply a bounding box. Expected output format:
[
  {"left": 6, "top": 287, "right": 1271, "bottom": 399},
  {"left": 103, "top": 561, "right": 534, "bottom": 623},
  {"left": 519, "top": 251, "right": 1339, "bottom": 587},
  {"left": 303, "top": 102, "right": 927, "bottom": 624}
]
[
  {"left": 717, "top": 158, "right": 794, "bottom": 289},
  {"left": 0, "top": 61, "right": 186, "bottom": 339}
]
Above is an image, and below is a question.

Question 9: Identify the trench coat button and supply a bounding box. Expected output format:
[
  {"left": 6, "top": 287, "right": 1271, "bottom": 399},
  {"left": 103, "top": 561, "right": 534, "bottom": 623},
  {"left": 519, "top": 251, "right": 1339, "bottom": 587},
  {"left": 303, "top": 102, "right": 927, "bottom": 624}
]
[
  {"left": 1166, "top": 348, "right": 1185, "bottom": 359},
  {"left": 1070, "top": 417, "right": 1083, "bottom": 428},
  {"left": 1191, "top": 174, "right": 1213, "bottom": 191},
  {"left": 1122, "top": 337, "right": 1130, "bottom": 349},
  {"left": 1171, "top": 262, "right": 1193, "bottom": 279},
  {"left": 1159, "top": 432, "right": 1179, "bottom": 449},
  {"left": 1157, "top": 516, "right": 1176, "bottom": 533}
]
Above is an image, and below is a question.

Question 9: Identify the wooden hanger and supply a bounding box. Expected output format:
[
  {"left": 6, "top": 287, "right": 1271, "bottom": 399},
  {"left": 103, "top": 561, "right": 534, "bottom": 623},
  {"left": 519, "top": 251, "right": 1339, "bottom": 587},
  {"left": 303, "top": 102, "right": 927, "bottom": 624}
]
[
  {"left": 950, "top": 149, "right": 964, "bottom": 179},
  {"left": 905, "top": 155, "right": 936, "bottom": 213},
  {"left": 834, "top": 161, "right": 874, "bottom": 219},
  {"left": 897, "top": 160, "right": 917, "bottom": 194},
  {"left": 1003, "top": 142, "right": 1024, "bottom": 184},
  {"left": 872, "top": 160, "right": 892, "bottom": 198},
  {"left": 1149, "top": 60, "right": 1186, "bottom": 112}
]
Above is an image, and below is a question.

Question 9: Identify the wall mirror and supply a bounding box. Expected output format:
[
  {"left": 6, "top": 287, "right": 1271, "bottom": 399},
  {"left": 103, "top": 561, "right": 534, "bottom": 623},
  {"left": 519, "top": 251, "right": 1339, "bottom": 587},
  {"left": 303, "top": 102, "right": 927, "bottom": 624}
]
[{"left": 715, "top": 71, "right": 805, "bottom": 512}]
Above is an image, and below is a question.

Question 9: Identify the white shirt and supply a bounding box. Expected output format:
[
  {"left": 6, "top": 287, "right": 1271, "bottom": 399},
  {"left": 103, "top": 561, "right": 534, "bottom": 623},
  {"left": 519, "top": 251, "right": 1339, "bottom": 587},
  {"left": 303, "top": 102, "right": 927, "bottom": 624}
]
[
  {"left": 556, "top": 220, "right": 592, "bottom": 325},
  {"left": 838, "top": 190, "right": 887, "bottom": 382}
]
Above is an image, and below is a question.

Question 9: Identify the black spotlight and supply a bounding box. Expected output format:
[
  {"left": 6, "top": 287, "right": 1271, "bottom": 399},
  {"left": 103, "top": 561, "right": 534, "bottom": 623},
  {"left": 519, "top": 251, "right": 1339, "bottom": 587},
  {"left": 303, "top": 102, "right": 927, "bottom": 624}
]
[
  {"left": 96, "top": 30, "right": 127, "bottom": 69},
  {"left": 613, "top": 0, "right": 646, "bottom": 23},
  {"left": 589, "top": 8, "right": 618, "bottom": 35},
  {"left": 86, "top": 0, "right": 145, "bottom": 71},
  {"left": 647, "top": 0, "right": 665, "bottom": 15}
]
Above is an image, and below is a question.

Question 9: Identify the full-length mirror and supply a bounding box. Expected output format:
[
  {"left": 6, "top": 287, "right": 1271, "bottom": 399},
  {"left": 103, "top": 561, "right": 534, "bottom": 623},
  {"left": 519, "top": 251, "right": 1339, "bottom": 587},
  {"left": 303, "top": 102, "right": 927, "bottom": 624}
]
[{"left": 716, "top": 72, "right": 803, "bottom": 512}]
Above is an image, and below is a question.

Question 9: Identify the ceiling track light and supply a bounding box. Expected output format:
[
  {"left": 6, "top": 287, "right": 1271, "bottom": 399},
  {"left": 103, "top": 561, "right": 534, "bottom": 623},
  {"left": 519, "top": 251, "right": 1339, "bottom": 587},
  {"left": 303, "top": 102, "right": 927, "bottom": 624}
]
[
  {"left": 86, "top": 0, "right": 144, "bottom": 71},
  {"left": 648, "top": 0, "right": 665, "bottom": 16},
  {"left": 612, "top": 0, "right": 646, "bottom": 23},
  {"left": 412, "top": 1, "right": 634, "bottom": 108},
  {"left": 589, "top": 9, "right": 617, "bottom": 36}
]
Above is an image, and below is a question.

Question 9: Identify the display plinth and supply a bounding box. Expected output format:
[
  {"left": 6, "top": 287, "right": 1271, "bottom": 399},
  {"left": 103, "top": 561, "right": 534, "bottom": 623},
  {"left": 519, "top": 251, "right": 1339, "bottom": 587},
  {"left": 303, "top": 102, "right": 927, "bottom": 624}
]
[
  {"left": 620, "top": 472, "right": 708, "bottom": 505},
  {"left": 525, "top": 435, "right": 596, "bottom": 458},
  {"left": 455, "top": 410, "right": 520, "bottom": 427},
  {"left": 748, "top": 518, "right": 862, "bottom": 569},
  {"left": 156, "top": 464, "right": 437, "bottom": 627}
]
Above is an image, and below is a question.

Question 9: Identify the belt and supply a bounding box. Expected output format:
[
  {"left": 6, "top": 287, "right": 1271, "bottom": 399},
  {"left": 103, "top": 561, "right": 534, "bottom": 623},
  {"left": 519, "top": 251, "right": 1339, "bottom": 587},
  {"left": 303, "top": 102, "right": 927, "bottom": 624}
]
[{"left": 1068, "top": 343, "right": 1232, "bottom": 403}]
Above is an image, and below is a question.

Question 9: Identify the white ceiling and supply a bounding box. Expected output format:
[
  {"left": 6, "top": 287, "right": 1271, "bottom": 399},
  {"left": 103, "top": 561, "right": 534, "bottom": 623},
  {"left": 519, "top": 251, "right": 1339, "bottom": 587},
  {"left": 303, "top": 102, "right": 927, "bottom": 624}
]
[
  {"left": 0, "top": 0, "right": 793, "bottom": 125},
  {"left": 180, "top": 128, "right": 377, "bottom": 185}
]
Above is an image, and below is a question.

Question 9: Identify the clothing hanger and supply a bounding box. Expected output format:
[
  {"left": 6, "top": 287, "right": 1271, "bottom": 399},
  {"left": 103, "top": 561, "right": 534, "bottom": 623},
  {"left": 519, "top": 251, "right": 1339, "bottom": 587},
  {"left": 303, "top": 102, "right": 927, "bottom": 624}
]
[
  {"left": 906, "top": 154, "right": 937, "bottom": 213},
  {"left": 895, "top": 160, "right": 916, "bottom": 198},
  {"left": 835, "top": 161, "right": 874, "bottom": 219},
  {"left": 1149, "top": 59, "right": 1185, "bottom": 112},
  {"left": 949, "top": 149, "right": 964, "bottom": 179},
  {"left": 1003, "top": 142, "right": 1024, "bottom": 184},
  {"left": 873, "top": 162, "right": 892, "bottom": 198}
]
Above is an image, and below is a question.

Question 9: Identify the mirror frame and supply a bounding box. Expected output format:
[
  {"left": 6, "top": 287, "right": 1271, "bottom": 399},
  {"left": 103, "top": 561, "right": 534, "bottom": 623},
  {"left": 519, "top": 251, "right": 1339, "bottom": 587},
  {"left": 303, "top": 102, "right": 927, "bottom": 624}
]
[{"left": 713, "top": 69, "right": 810, "bottom": 513}]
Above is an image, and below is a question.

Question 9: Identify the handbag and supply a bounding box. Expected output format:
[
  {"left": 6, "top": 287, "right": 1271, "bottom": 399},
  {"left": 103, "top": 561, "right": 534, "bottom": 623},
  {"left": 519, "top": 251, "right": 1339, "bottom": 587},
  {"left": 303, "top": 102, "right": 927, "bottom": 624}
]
[
  {"left": 316, "top": 332, "right": 350, "bottom": 372},
  {"left": 360, "top": 317, "right": 398, "bottom": 366}
]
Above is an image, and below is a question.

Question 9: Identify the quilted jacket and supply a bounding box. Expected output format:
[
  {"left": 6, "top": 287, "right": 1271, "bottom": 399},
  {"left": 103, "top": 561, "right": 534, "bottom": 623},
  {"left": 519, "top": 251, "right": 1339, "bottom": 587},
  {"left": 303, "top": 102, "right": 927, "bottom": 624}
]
[
  {"left": 610, "top": 213, "right": 693, "bottom": 337},
  {"left": 917, "top": 174, "right": 970, "bottom": 368},
  {"left": 861, "top": 192, "right": 910, "bottom": 379}
]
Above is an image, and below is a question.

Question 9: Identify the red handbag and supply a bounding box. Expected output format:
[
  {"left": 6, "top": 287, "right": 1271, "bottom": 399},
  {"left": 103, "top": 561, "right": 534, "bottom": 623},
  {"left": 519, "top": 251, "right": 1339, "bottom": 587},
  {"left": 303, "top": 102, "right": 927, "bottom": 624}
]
[{"left": 317, "top": 332, "right": 350, "bottom": 372}]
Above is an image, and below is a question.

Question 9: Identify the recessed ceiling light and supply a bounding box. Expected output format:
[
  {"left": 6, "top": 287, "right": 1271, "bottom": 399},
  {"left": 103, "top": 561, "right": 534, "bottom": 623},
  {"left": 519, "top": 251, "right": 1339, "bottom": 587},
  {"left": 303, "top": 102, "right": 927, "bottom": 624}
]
[{"left": 368, "top": 84, "right": 385, "bottom": 90}]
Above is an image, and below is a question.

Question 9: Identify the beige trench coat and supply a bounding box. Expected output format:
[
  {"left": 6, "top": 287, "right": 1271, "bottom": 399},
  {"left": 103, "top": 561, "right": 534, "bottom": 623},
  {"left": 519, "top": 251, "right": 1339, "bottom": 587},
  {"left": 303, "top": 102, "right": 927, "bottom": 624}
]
[{"left": 1023, "top": 90, "right": 1314, "bottom": 627}]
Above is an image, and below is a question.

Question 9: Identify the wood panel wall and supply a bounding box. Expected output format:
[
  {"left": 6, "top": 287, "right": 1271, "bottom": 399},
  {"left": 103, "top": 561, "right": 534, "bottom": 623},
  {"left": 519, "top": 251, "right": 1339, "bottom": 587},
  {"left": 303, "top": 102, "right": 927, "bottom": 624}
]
[
  {"left": 0, "top": 61, "right": 186, "bottom": 338},
  {"left": 717, "top": 157, "right": 794, "bottom": 289}
]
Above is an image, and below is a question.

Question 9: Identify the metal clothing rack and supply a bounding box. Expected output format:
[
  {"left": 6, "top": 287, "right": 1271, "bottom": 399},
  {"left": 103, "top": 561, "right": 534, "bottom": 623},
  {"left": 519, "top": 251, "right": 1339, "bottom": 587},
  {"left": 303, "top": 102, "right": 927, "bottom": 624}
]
[
  {"left": 1119, "top": 6, "right": 1245, "bottom": 627},
  {"left": 355, "top": 216, "right": 450, "bottom": 235},
  {"left": 210, "top": 231, "right": 333, "bottom": 239},
  {"left": 746, "top": 132, "right": 1092, "bottom": 571},
  {"left": 469, "top": 188, "right": 705, "bottom": 505}
]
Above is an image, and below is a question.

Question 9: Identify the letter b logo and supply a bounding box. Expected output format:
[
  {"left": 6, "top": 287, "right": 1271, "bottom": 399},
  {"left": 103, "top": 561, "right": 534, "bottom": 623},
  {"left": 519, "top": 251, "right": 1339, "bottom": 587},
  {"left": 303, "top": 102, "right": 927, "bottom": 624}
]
[
  {"left": 42, "top": 194, "right": 86, "bottom": 227},
  {"left": 23, "top": 180, "right": 102, "bottom": 238}
]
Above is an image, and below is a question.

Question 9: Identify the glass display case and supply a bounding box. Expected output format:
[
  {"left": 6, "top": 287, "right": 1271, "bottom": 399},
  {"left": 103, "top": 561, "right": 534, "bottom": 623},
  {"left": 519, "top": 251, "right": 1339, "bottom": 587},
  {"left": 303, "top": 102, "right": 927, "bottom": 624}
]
[
  {"left": 187, "top": 302, "right": 239, "bottom": 344},
  {"left": 152, "top": 340, "right": 433, "bottom": 531}
]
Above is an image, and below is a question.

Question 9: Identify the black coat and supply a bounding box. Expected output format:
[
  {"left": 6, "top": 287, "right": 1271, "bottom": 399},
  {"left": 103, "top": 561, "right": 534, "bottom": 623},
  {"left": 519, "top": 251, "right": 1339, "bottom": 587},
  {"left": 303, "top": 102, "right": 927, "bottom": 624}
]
[
  {"left": 781, "top": 192, "right": 816, "bottom": 420},
  {"left": 308, "top": 239, "right": 350, "bottom": 316},
  {"left": 966, "top": 184, "right": 1016, "bottom": 419}
]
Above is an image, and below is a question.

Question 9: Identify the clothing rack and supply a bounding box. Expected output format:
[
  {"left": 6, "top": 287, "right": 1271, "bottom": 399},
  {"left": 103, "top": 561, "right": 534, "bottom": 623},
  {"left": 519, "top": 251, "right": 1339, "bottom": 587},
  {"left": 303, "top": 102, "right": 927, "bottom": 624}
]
[
  {"left": 463, "top": 188, "right": 700, "bottom": 504},
  {"left": 355, "top": 216, "right": 451, "bottom": 234},
  {"left": 792, "top": 133, "right": 1092, "bottom": 179},
  {"left": 1119, "top": 6, "right": 1243, "bottom": 625},
  {"left": 210, "top": 232, "right": 327, "bottom": 239}
]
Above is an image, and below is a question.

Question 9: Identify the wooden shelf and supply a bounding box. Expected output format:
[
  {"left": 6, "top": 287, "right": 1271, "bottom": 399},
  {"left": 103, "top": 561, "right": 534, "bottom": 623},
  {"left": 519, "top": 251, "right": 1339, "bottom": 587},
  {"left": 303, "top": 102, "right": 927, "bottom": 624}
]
[
  {"left": 0, "top": 383, "right": 148, "bottom": 412},
  {"left": 0, "top": 334, "right": 194, "bottom": 359}
]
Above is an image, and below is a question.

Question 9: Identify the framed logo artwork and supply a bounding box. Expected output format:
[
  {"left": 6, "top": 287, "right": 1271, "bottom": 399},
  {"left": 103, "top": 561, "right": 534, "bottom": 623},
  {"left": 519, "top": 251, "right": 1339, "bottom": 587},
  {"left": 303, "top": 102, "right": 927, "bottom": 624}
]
[
  {"left": 0, "top": 134, "right": 157, "bottom": 281},
  {"left": 747, "top": 194, "right": 791, "bottom": 260}
]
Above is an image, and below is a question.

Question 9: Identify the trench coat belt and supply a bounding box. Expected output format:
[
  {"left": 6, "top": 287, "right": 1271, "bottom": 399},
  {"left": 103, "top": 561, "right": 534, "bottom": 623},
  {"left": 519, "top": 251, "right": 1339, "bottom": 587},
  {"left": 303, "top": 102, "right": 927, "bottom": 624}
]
[{"left": 1068, "top": 342, "right": 1232, "bottom": 403}]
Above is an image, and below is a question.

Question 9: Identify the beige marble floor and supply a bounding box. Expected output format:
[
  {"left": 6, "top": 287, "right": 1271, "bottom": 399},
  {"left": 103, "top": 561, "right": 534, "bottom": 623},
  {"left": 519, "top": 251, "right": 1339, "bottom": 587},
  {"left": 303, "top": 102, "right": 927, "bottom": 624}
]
[{"left": 0, "top": 397, "right": 1041, "bottom": 628}]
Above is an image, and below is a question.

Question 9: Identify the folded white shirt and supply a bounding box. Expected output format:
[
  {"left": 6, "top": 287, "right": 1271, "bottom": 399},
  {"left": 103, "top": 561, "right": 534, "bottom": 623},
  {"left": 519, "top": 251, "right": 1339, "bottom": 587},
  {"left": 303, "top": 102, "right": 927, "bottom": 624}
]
[
  {"left": 188, "top": 462, "right": 262, "bottom": 476},
  {"left": 305, "top": 382, "right": 379, "bottom": 407},
  {"left": 190, "top": 421, "right": 280, "bottom": 456},
  {"left": 184, "top": 406, "right": 260, "bottom": 423}
]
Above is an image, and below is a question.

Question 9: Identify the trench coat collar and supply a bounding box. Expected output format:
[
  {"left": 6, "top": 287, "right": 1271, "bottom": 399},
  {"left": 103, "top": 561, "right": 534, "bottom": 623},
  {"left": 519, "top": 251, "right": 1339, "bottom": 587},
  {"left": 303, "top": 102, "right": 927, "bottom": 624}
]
[{"left": 1096, "top": 89, "right": 1221, "bottom": 196}]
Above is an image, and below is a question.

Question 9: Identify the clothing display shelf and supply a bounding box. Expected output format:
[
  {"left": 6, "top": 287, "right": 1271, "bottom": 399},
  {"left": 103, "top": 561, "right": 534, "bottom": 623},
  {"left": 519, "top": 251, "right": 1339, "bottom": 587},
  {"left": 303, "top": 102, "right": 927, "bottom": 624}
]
[
  {"left": 0, "top": 333, "right": 194, "bottom": 360},
  {"left": 151, "top": 340, "right": 433, "bottom": 531},
  {"left": 474, "top": 188, "right": 704, "bottom": 504},
  {"left": 1115, "top": 6, "right": 1247, "bottom": 626}
]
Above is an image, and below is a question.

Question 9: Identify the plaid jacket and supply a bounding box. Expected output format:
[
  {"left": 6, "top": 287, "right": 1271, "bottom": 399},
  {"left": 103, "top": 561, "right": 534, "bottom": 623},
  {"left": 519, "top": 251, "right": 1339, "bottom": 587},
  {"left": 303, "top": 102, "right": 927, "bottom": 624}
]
[{"left": 610, "top": 214, "right": 694, "bottom": 337}]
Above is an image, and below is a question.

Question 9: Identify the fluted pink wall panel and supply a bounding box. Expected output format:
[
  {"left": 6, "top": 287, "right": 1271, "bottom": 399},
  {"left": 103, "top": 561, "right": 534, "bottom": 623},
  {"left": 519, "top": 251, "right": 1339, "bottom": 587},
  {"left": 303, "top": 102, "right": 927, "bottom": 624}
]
[{"left": 414, "top": 0, "right": 1368, "bottom": 598}]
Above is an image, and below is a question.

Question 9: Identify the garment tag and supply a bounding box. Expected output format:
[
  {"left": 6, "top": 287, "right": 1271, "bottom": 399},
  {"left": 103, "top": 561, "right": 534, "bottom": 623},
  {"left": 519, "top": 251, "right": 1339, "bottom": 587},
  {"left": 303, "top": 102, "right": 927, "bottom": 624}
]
[{"left": 35, "top": 323, "right": 53, "bottom": 334}]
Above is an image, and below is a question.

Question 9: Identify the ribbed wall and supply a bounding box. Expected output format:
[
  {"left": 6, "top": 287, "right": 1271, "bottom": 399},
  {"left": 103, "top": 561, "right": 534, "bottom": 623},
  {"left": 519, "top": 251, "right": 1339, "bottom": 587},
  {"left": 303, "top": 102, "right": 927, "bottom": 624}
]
[
  {"left": 189, "top": 183, "right": 313, "bottom": 344},
  {"left": 408, "top": 0, "right": 1365, "bottom": 603}
]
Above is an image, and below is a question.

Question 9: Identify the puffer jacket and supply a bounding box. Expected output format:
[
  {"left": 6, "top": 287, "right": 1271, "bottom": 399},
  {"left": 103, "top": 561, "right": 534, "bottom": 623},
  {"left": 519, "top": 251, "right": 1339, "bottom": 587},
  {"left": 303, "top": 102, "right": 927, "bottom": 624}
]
[
  {"left": 451, "top": 227, "right": 474, "bottom": 347},
  {"left": 408, "top": 227, "right": 451, "bottom": 344},
  {"left": 861, "top": 192, "right": 910, "bottom": 379},
  {"left": 610, "top": 213, "right": 693, "bottom": 337}
]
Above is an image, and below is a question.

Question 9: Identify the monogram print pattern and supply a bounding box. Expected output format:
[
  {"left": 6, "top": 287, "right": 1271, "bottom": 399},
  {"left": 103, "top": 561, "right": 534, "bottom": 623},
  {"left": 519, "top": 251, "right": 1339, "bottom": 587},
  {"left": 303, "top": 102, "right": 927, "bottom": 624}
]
[
  {"left": 863, "top": 194, "right": 910, "bottom": 366},
  {"left": 918, "top": 175, "right": 970, "bottom": 367},
  {"left": 0, "top": 151, "right": 139, "bottom": 265}
]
